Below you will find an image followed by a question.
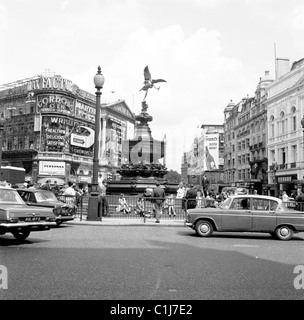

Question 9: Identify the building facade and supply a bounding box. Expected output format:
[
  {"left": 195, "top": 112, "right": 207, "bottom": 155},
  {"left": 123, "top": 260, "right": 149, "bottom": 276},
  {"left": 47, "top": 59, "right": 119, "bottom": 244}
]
[
  {"left": 223, "top": 71, "right": 272, "bottom": 194},
  {"left": 266, "top": 58, "right": 304, "bottom": 197},
  {"left": 0, "top": 73, "right": 135, "bottom": 186},
  {"left": 182, "top": 124, "right": 225, "bottom": 192}
]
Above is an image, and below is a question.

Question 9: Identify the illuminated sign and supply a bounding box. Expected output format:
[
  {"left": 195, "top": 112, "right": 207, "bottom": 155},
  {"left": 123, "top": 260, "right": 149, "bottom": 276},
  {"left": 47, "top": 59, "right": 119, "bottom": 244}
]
[
  {"left": 39, "top": 161, "right": 66, "bottom": 175},
  {"left": 75, "top": 101, "right": 95, "bottom": 122},
  {"left": 37, "top": 94, "right": 74, "bottom": 116},
  {"left": 70, "top": 126, "right": 95, "bottom": 148}
]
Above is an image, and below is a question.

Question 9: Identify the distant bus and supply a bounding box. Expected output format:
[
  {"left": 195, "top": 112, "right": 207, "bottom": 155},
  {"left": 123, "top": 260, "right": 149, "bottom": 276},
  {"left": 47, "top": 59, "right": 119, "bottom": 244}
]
[{"left": 0, "top": 166, "right": 26, "bottom": 185}]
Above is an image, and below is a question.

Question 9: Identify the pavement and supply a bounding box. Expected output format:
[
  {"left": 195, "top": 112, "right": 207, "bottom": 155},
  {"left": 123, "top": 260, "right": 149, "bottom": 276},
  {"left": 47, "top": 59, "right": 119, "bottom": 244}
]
[{"left": 66, "top": 215, "right": 187, "bottom": 227}]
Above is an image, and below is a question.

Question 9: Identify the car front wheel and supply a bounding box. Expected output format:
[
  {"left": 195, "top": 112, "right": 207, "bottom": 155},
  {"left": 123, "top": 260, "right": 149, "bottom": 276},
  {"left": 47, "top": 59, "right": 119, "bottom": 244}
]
[
  {"left": 275, "top": 225, "right": 294, "bottom": 241},
  {"left": 195, "top": 220, "right": 213, "bottom": 237},
  {"left": 12, "top": 229, "right": 31, "bottom": 241}
]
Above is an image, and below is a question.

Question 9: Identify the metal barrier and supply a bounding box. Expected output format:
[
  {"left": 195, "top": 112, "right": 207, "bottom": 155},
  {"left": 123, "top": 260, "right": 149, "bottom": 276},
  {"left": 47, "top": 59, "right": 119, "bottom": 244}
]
[
  {"left": 58, "top": 195, "right": 218, "bottom": 221},
  {"left": 56, "top": 195, "right": 189, "bottom": 221},
  {"left": 57, "top": 196, "right": 304, "bottom": 222}
]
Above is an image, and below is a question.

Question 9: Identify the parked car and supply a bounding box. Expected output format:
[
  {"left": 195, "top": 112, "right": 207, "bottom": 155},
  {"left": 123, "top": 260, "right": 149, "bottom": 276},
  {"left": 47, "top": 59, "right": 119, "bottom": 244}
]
[
  {"left": 17, "top": 188, "right": 75, "bottom": 226},
  {"left": 0, "top": 186, "right": 56, "bottom": 240},
  {"left": 185, "top": 194, "right": 304, "bottom": 241}
]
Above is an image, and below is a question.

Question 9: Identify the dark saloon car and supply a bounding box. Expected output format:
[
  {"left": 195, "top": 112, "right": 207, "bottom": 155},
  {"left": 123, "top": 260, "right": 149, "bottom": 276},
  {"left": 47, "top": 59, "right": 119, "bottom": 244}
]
[
  {"left": 0, "top": 186, "right": 56, "bottom": 240},
  {"left": 17, "top": 188, "right": 75, "bottom": 226},
  {"left": 185, "top": 194, "right": 304, "bottom": 241}
]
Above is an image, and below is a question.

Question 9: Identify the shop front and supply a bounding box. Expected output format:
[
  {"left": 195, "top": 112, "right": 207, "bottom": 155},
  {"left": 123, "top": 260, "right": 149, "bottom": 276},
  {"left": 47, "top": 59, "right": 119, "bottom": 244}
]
[{"left": 276, "top": 174, "right": 298, "bottom": 198}]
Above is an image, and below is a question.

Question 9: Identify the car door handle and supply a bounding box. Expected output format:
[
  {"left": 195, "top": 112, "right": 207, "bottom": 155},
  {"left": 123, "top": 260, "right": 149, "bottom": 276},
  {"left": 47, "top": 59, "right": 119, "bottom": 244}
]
[{"left": 245, "top": 210, "right": 251, "bottom": 213}]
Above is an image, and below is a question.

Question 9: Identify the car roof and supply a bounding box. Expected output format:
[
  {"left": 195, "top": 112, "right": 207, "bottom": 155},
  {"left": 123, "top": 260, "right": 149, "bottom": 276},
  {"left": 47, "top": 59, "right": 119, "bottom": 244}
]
[
  {"left": 0, "top": 186, "right": 15, "bottom": 190},
  {"left": 229, "top": 194, "right": 281, "bottom": 201},
  {"left": 16, "top": 188, "right": 52, "bottom": 193}
]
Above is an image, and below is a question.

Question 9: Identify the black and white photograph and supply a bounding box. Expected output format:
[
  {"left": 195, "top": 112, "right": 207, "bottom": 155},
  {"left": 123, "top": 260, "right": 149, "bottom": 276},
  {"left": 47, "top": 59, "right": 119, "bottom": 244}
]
[{"left": 1, "top": 0, "right": 304, "bottom": 313}]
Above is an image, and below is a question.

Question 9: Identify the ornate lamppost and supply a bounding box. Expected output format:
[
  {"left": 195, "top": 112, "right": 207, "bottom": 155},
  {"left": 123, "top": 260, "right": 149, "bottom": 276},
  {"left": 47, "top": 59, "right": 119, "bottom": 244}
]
[
  {"left": 163, "top": 134, "right": 167, "bottom": 168},
  {"left": 87, "top": 66, "right": 105, "bottom": 221}
]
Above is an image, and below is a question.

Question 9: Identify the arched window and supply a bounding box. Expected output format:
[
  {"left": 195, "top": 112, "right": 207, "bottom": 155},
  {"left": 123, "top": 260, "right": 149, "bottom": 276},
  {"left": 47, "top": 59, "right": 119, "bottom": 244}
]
[{"left": 256, "top": 121, "right": 260, "bottom": 132}]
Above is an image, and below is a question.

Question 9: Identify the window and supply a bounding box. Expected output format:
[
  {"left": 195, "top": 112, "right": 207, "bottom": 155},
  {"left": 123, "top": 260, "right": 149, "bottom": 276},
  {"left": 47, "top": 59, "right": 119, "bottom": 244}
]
[
  {"left": 292, "top": 145, "right": 297, "bottom": 163},
  {"left": 252, "top": 199, "right": 278, "bottom": 210},
  {"left": 231, "top": 198, "right": 250, "bottom": 210},
  {"left": 241, "top": 140, "right": 245, "bottom": 149},
  {"left": 291, "top": 107, "right": 296, "bottom": 132}
]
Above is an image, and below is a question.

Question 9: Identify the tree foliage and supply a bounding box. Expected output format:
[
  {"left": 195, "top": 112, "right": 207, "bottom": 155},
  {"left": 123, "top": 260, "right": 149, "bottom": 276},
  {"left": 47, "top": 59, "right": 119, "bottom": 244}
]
[{"left": 164, "top": 170, "right": 181, "bottom": 183}]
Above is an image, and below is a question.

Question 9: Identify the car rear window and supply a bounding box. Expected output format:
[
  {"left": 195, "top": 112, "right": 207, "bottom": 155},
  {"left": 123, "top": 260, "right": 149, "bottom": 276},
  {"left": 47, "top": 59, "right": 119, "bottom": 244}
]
[{"left": 252, "top": 199, "right": 278, "bottom": 211}]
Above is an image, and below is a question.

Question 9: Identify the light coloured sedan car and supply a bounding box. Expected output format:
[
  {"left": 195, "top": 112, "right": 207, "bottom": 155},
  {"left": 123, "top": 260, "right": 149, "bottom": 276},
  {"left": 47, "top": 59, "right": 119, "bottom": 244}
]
[
  {"left": 185, "top": 194, "right": 304, "bottom": 240},
  {"left": 0, "top": 186, "right": 56, "bottom": 240}
]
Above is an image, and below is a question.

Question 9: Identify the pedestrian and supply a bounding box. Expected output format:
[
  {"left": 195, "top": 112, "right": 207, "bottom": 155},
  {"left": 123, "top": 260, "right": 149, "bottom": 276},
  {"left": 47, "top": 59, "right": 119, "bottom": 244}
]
[
  {"left": 185, "top": 184, "right": 197, "bottom": 209},
  {"left": 152, "top": 181, "right": 165, "bottom": 223},
  {"left": 63, "top": 182, "right": 77, "bottom": 214},
  {"left": 98, "top": 180, "right": 109, "bottom": 216},
  {"left": 176, "top": 183, "right": 185, "bottom": 199},
  {"left": 282, "top": 191, "right": 289, "bottom": 202},
  {"left": 196, "top": 190, "right": 203, "bottom": 208},
  {"left": 134, "top": 197, "right": 145, "bottom": 217},
  {"left": 164, "top": 194, "right": 176, "bottom": 216},
  {"left": 51, "top": 180, "right": 61, "bottom": 197},
  {"left": 40, "top": 179, "right": 51, "bottom": 190},
  {"left": 116, "top": 193, "right": 131, "bottom": 214}
]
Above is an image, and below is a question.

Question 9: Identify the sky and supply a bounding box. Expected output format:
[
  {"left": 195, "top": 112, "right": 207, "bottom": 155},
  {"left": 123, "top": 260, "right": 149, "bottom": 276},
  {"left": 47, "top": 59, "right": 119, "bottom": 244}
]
[{"left": 1, "top": 0, "right": 304, "bottom": 173}]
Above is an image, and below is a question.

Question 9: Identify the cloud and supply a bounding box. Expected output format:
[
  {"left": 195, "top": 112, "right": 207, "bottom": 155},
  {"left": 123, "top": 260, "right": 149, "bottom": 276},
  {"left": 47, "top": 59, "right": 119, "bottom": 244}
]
[
  {"left": 293, "top": 4, "right": 304, "bottom": 30},
  {"left": 69, "top": 24, "right": 257, "bottom": 172},
  {"left": 60, "top": 1, "right": 69, "bottom": 10},
  {"left": 0, "top": 4, "right": 8, "bottom": 30}
]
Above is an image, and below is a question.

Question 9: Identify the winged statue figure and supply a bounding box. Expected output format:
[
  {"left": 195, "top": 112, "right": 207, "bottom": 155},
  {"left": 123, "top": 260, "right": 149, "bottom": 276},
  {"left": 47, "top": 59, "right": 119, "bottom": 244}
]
[{"left": 139, "top": 66, "right": 167, "bottom": 101}]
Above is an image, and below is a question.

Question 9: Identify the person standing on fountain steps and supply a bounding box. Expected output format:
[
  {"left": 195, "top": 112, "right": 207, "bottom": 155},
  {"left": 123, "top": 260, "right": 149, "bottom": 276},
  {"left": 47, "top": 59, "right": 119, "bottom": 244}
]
[{"left": 152, "top": 182, "right": 165, "bottom": 223}]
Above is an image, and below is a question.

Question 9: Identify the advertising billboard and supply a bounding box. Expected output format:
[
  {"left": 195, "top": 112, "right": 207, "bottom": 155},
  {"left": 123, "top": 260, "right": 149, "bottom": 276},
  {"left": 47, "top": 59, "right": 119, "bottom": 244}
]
[{"left": 204, "top": 133, "right": 219, "bottom": 170}]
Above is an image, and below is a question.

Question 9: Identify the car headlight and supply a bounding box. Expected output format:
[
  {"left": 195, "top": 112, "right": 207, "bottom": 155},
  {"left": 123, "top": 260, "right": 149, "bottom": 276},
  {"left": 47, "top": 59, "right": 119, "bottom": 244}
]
[
  {"left": 46, "top": 216, "right": 56, "bottom": 222},
  {"left": 6, "top": 211, "right": 19, "bottom": 223},
  {"left": 53, "top": 207, "right": 62, "bottom": 216}
]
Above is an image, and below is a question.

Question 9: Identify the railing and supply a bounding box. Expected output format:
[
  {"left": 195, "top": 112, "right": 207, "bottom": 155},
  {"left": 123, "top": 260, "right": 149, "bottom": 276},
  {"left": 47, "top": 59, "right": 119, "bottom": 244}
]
[
  {"left": 57, "top": 195, "right": 217, "bottom": 221},
  {"left": 283, "top": 201, "right": 304, "bottom": 211},
  {"left": 56, "top": 195, "right": 304, "bottom": 221}
]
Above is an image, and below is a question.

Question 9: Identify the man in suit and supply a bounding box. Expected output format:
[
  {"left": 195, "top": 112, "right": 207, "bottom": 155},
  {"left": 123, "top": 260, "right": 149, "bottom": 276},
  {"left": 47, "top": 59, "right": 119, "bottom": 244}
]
[
  {"left": 185, "top": 185, "right": 198, "bottom": 209},
  {"left": 153, "top": 182, "right": 165, "bottom": 223}
]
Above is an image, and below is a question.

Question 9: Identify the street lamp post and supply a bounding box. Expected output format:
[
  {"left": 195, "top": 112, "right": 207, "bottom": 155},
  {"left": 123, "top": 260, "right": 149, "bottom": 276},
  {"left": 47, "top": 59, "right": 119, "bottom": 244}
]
[
  {"left": 163, "top": 134, "right": 167, "bottom": 168},
  {"left": 87, "top": 66, "right": 105, "bottom": 221}
]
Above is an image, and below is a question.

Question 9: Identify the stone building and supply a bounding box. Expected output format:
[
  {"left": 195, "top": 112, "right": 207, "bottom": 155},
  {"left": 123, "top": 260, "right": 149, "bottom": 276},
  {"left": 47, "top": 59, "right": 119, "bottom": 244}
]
[
  {"left": 0, "top": 73, "right": 135, "bottom": 186},
  {"left": 266, "top": 57, "right": 304, "bottom": 197}
]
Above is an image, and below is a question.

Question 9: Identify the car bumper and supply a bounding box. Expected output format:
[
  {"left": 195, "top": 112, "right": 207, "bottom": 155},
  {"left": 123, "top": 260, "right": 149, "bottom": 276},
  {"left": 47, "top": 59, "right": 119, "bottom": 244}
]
[
  {"left": 0, "top": 221, "right": 57, "bottom": 229},
  {"left": 185, "top": 221, "right": 194, "bottom": 228},
  {"left": 56, "top": 215, "right": 75, "bottom": 222}
]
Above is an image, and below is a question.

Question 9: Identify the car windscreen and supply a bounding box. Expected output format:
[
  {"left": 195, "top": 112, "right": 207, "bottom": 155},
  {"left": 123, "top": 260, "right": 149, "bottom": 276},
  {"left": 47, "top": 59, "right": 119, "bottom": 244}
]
[
  {"left": 36, "top": 191, "right": 58, "bottom": 202},
  {"left": 0, "top": 189, "right": 25, "bottom": 204},
  {"left": 219, "top": 197, "right": 232, "bottom": 209}
]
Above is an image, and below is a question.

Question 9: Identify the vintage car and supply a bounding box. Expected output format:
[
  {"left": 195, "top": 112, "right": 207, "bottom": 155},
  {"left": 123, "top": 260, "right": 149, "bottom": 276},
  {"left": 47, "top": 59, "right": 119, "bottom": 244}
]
[
  {"left": 16, "top": 189, "right": 75, "bottom": 226},
  {"left": 0, "top": 186, "right": 56, "bottom": 240},
  {"left": 185, "top": 194, "right": 304, "bottom": 240}
]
